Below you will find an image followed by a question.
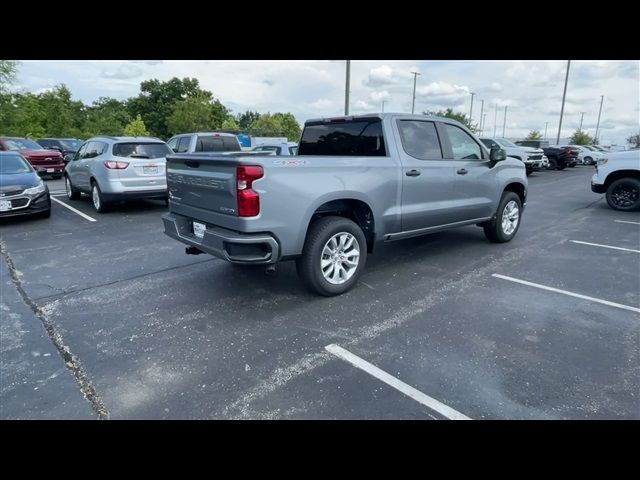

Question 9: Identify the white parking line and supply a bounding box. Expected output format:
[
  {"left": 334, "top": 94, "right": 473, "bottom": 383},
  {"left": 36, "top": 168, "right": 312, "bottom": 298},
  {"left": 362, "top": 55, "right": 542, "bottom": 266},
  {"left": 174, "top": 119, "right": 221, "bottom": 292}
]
[
  {"left": 614, "top": 220, "right": 640, "bottom": 225},
  {"left": 50, "top": 197, "right": 97, "bottom": 222},
  {"left": 492, "top": 274, "right": 640, "bottom": 314},
  {"left": 569, "top": 240, "right": 640, "bottom": 254},
  {"left": 324, "top": 344, "right": 471, "bottom": 420}
]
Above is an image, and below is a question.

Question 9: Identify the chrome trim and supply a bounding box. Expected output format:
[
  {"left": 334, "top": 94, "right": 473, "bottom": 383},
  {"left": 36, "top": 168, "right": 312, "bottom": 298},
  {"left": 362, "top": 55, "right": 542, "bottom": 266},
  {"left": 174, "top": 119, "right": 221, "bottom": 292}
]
[
  {"left": 384, "top": 217, "right": 493, "bottom": 241},
  {"left": 0, "top": 195, "right": 32, "bottom": 211}
]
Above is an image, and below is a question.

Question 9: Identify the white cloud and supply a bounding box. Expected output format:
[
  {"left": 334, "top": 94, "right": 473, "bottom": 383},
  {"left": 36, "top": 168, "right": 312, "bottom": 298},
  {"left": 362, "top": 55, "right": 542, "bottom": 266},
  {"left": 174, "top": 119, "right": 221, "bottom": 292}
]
[
  {"left": 354, "top": 100, "right": 372, "bottom": 110},
  {"left": 490, "top": 82, "right": 503, "bottom": 92},
  {"left": 370, "top": 90, "right": 391, "bottom": 102},
  {"left": 416, "top": 81, "right": 469, "bottom": 97},
  {"left": 101, "top": 63, "right": 143, "bottom": 80}
]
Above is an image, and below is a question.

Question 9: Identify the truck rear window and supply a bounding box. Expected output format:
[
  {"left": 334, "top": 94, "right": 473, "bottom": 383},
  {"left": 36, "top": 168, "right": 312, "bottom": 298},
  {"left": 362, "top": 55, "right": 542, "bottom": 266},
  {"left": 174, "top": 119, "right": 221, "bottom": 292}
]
[
  {"left": 195, "top": 136, "right": 241, "bottom": 152},
  {"left": 113, "top": 143, "right": 172, "bottom": 159},
  {"left": 298, "top": 119, "right": 386, "bottom": 156}
]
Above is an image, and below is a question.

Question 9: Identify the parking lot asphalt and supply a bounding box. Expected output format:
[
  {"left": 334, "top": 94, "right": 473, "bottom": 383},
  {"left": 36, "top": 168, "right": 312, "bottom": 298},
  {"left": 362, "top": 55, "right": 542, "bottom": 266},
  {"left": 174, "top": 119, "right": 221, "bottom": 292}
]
[{"left": 1, "top": 167, "right": 638, "bottom": 419}]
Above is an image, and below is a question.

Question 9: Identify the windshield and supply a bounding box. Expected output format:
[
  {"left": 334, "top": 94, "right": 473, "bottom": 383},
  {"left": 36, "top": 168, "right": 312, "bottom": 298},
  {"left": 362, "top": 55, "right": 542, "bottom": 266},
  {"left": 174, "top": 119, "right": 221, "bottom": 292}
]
[
  {"left": 4, "top": 138, "right": 43, "bottom": 150},
  {"left": 0, "top": 154, "right": 33, "bottom": 174},
  {"left": 60, "top": 139, "right": 82, "bottom": 150},
  {"left": 112, "top": 142, "right": 172, "bottom": 159},
  {"left": 497, "top": 138, "right": 518, "bottom": 148}
]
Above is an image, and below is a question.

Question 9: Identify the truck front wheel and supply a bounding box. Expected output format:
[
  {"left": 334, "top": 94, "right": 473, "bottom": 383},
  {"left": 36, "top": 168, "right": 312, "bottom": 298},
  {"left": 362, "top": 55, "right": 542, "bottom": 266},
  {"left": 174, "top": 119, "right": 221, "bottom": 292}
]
[
  {"left": 484, "top": 192, "right": 522, "bottom": 243},
  {"left": 606, "top": 178, "right": 640, "bottom": 211},
  {"left": 296, "top": 216, "right": 367, "bottom": 296}
]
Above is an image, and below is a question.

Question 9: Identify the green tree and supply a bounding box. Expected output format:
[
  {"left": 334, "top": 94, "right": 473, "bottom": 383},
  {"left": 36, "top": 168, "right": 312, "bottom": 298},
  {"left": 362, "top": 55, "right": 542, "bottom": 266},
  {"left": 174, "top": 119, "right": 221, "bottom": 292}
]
[
  {"left": 626, "top": 132, "right": 640, "bottom": 148},
  {"left": 249, "top": 113, "right": 302, "bottom": 141},
  {"left": 569, "top": 129, "right": 593, "bottom": 145},
  {"left": 6, "top": 93, "right": 46, "bottom": 138},
  {"left": 236, "top": 110, "right": 261, "bottom": 131},
  {"left": 0, "top": 60, "right": 18, "bottom": 93},
  {"left": 84, "top": 97, "right": 130, "bottom": 137},
  {"left": 127, "top": 77, "right": 227, "bottom": 138},
  {"left": 423, "top": 108, "right": 476, "bottom": 131},
  {"left": 166, "top": 94, "right": 214, "bottom": 135},
  {"left": 123, "top": 115, "right": 150, "bottom": 136},
  {"left": 221, "top": 117, "right": 240, "bottom": 132},
  {"left": 525, "top": 130, "right": 543, "bottom": 140},
  {"left": 38, "top": 84, "right": 85, "bottom": 137}
]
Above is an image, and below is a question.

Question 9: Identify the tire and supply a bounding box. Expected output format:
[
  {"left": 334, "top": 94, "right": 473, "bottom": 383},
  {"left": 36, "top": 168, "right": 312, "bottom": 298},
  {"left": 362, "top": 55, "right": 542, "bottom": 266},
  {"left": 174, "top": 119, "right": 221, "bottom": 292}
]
[
  {"left": 605, "top": 178, "right": 640, "bottom": 212},
  {"left": 91, "top": 181, "right": 110, "bottom": 213},
  {"left": 548, "top": 157, "right": 557, "bottom": 170},
  {"left": 526, "top": 167, "right": 533, "bottom": 176},
  {"left": 484, "top": 192, "right": 522, "bottom": 243},
  {"left": 585, "top": 156, "right": 593, "bottom": 165},
  {"left": 296, "top": 216, "right": 367, "bottom": 296},
  {"left": 65, "top": 175, "right": 81, "bottom": 200},
  {"left": 568, "top": 162, "right": 575, "bottom": 168}
]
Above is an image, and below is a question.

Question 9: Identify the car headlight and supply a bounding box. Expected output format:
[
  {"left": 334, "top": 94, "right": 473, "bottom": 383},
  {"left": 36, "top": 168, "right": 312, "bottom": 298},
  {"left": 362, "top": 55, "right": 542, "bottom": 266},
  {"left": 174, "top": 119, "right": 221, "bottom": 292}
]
[
  {"left": 597, "top": 158, "right": 608, "bottom": 166},
  {"left": 24, "top": 181, "right": 46, "bottom": 195}
]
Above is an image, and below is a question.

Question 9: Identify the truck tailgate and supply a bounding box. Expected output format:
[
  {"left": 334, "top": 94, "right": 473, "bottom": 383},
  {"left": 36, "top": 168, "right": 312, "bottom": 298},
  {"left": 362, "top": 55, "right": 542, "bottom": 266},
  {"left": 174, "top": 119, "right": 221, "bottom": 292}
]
[{"left": 166, "top": 153, "right": 240, "bottom": 216}]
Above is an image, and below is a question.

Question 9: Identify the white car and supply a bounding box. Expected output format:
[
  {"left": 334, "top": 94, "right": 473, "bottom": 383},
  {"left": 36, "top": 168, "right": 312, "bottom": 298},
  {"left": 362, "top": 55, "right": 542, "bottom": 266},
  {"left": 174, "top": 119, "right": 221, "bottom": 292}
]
[
  {"left": 569, "top": 145, "right": 603, "bottom": 165},
  {"left": 480, "top": 137, "right": 548, "bottom": 175},
  {"left": 591, "top": 150, "right": 640, "bottom": 211}
]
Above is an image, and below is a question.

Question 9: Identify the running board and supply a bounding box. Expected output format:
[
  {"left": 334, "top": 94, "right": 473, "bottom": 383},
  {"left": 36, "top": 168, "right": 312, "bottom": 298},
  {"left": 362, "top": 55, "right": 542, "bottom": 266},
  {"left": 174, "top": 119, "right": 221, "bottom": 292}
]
[{"left": 384, "top": 217, "right": 493, "bottom": 242}]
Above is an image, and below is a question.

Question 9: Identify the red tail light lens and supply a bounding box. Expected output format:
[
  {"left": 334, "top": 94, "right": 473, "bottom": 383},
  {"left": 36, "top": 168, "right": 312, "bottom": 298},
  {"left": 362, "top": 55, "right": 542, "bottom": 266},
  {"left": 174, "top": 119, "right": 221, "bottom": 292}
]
[
  {"left": 103, "top": 161, "right": 129, "bottom": 169},
  {"left": 236, "top": 165, "right": 263, "bottom": 217}
]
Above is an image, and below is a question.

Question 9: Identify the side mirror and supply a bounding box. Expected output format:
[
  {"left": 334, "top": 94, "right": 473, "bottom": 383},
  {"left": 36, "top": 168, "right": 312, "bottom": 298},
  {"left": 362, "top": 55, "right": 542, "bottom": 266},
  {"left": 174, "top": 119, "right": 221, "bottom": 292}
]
[
  {"left": 490, "top": 147, "right": 507, "bottom": 163},
  {"left": 64, "top": 154, "right": 74, "bottom": 163}
]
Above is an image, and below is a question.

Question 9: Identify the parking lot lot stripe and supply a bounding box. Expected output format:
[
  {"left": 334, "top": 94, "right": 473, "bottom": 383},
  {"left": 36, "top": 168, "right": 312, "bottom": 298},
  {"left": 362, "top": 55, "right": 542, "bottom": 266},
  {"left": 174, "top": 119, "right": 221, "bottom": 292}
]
[
  {"left": 569, "top": 240, "right": 640, "bottom": 254},
  {"left": 50, "top": 197, "right": 97, "bottom": 222},
  {"left": 325, "top": 344, "right": 472, "bottom": 420},
  {"left": 614, "top": 220, "right": 640, "bottom": 225},
  {"left": 492, "top": 274, "right": 640, "bottom": 314}
]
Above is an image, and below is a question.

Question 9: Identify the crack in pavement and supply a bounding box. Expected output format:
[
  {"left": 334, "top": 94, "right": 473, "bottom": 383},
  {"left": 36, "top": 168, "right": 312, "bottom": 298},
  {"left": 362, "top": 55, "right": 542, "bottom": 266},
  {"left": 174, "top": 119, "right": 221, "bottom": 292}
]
[
  {"left": 33, "top": 257, "right": 219, "bottom": 303},
  {"left": 1, "top": 239, "right": 109, "bottom": 420}
]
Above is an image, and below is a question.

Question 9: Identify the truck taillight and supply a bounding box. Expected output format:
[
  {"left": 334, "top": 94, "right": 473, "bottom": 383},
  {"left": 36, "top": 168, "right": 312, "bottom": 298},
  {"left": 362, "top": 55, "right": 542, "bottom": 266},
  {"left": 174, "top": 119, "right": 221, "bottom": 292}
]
[
  {"left": 236, "top": 165, "right": 263, "bottom": 217},
  {"left": 103, "top": 161, "right": 129, "bottom": 169}
]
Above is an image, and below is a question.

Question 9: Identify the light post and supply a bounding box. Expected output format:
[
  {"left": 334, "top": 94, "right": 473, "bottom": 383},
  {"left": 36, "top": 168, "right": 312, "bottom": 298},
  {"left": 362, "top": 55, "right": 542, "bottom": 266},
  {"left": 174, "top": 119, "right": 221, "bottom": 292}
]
[
  {"left": 544, "top": 122, "right": 549, "bottom": 140},
  {"left": 595, "top": 95, "right": 604, "bottom": 143},
  {"left": 556, "top": 59, "right": 571, "bottom": 144},
  {"left": 502, "top": 105, "right": 508, "bottom": 138},
  {"left": 478, "top": 99, "right": 484, "bottom": 133},
  {"left": 579, "top": 112, "right": 585, "bottom": 131},
  {"left": 411, "top": 71, "right": 421, "bottom": 114},
  {"left": 469, "top": 92, "right": 476, "bottom": 127},
  {"left": 382, "top": 100, "right": 386, "bottom": 113},
  {"left": 493, "top": 104, "right": 498, "bottom": 137},
  {"left": 344, "top": 60, "right": 351, "bottom": 116}
]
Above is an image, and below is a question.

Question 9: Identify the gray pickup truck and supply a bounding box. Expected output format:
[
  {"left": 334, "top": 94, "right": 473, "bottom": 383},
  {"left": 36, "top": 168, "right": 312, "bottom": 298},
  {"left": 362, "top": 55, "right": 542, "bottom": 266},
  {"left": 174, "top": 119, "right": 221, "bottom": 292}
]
[{"left": 162, "top": 114, "right": 527, "bottom": 296}]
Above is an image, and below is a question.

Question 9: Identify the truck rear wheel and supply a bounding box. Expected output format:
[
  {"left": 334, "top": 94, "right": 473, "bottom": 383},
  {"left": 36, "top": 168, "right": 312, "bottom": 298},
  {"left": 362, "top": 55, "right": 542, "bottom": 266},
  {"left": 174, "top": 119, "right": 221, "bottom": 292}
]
[
  {"left": 484, "top": 192, "right": 522, "bottom": 243},
  {"left": 296, "top": 216, "right": 367, "bottom": 296}
]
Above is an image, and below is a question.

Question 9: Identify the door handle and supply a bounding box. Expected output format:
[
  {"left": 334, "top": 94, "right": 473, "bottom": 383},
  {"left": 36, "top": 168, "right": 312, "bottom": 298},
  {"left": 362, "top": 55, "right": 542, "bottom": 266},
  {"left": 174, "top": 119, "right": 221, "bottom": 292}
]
[
  {"left": 405, "top": 169, "right": 421, "bottom": 177},
  {"left": 457, "top": 168, "right": 468, "bottom": 175}
]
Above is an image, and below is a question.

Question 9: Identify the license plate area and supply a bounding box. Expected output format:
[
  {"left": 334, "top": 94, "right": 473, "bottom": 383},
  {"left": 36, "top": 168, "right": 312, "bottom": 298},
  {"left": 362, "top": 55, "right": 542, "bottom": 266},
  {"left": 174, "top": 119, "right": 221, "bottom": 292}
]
[
  {"left": 193, "top": 221, "right": 206, "bottom": 239},
  {"left": 143, "top": 166, "right": 158, "bottom": 174},
  {"left": 0, "top": 200, "right": 12, "bottom": 211}
]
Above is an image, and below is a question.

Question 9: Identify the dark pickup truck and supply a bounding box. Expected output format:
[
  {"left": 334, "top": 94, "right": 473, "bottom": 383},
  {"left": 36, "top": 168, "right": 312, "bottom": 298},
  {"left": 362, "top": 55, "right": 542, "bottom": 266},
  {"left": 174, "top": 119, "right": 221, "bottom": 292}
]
[{"left": 515, "top": 140, "right": 578, "bottom": 170}]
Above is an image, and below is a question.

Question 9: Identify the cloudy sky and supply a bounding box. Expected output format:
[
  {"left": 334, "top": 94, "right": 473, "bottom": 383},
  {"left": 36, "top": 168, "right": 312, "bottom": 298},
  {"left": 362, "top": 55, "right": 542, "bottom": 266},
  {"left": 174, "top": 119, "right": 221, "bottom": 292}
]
[{"left": 12, "top": 60, "right": 640, "bottom": 145}]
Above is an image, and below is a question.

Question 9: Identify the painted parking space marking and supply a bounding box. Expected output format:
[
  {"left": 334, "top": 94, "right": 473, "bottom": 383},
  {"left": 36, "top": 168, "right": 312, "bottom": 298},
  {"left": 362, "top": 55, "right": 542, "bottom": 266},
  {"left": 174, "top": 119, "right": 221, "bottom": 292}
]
[
  {"left": 492, "top": 274, "right": 640, "bottom": 314},
  {"left": 614, "top": 220, "right": 640, "bottom": 225},
  {"left": 569, "top": 240, "right": 640, "bottom": 254},
  {"left": 51, "top": 197, "right": 97, "bottom": 222},
  {"left": 325, "top": 344, "right": 471, "bottom": 420}
]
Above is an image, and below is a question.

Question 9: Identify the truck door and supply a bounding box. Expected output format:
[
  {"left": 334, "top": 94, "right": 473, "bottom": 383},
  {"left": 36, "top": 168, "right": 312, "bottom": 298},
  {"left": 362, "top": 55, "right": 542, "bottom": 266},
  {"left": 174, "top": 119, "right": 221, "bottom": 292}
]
[
  {"left": 440, "top": 122, "right": 496, "bottom": 222},
  {"left": 394, "top": 119, "right": 459, "bottom": 231}
]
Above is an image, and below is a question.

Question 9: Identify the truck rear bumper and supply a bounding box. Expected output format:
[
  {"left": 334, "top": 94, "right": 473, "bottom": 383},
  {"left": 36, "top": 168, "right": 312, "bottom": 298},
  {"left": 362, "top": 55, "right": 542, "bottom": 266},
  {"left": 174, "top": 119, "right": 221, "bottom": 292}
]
[{"left": 162, "top": 212, "right": 280, "bottom": 264}]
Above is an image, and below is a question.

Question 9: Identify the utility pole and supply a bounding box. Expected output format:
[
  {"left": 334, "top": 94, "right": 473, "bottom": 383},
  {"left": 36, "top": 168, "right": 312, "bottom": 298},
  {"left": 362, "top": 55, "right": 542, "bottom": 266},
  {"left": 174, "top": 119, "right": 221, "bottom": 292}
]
[
  {"left": 502, "top": 105, "right": 508, "bottom": 138},
  {"left": 544, "top": 122, "right": 549, "bottom": 140},
  {"left": 381, "top": 100, "right": 386, "bottom": 113},
  {"left": 579, "top": 112, "right": 585, "bottom": 131},
  {"left": 478, "top": 99, "right": 484, "bottom": 134},
  {"left": 493, "top": 104, "right": 498, "bottom": 137},
  {"left": 411, "top": 71, "right": 421, "bottom": 114},
  {"left": 556, "top": 60, "right": 571, "bottom": 144},
  {"left": 482, "top": 113, "right": 487, "bottom": 136},
  {"left": 595, "top": 95, "right": 604, "bottom": 143},
  {"left": 344, "top": 60, "right": 351, "bottom": 116},
  {"left": 468, "top": 92, "right": 476, "bottom": 127}
]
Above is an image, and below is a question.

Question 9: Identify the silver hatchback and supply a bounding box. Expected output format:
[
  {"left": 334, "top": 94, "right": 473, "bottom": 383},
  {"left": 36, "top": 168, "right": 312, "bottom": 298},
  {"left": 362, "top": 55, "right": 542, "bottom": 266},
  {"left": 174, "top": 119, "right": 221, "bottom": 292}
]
[{"left": 64, "top": 136, "right": 171, "bottom": 213}]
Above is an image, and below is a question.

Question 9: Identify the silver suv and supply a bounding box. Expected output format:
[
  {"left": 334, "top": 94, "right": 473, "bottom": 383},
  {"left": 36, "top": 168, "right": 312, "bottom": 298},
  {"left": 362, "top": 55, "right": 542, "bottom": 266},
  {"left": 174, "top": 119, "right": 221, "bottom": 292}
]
[{"left": 65, "top": 136, "right": 172, "bottom": 213}]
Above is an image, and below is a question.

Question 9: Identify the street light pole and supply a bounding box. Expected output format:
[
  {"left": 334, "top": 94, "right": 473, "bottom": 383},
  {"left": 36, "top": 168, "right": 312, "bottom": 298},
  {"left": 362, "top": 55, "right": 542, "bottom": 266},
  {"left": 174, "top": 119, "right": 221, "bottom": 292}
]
[
  {"left": 411, "top": 71, "right": 421, "bottom": 114},
  {"left": 493, "top": 104, "right": 498, "bottom": 137},
  {"left": 579, "top": 111, "right": 585, "bottom": 131},
  {"left": 468, "top": 92, "right": 475, "bottom": 128},
  {"left": 502, "top": 105, "right": 508, "bottom": 138},
  {"left": 381, "top": 100, "right": 386, "bottom": 113},
  {"left": 478, "top": 99, "right": 484, "bottom": 133},
  {"left": 544, "top": 122, "right": 549, "bottom": 140},
  {"left": 595, "top": 95, "right": 604, "bottom": 143},
  {"left": 482, "top": 113, "right": 487, "bottom": 136},
  {"left": 344, "top": 60, "right": 351, "bottom": 116},
  {"left": 556, "top": 59, "right": 571, "bottom": 144}
]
